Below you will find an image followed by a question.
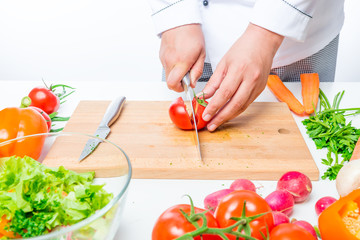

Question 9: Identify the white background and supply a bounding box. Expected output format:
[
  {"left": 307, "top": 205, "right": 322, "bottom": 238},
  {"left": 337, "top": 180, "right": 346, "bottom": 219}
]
[{"left": 0, "top": 0, "right": 359, "bottom": 82}]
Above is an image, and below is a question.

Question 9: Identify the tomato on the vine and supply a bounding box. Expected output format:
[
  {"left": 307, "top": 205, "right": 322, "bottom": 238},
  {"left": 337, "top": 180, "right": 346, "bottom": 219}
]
[
  {"left": 169, "top": 96, "right": 208, "bottom": 130},
  {"left": 215, "top": 190, "right": 274, "bottom": 240},
  {"left": 152, "top": 204, "right": 222, "bottom": 240},
  {"left": 269, "top": 223, "right": 316, "bottom": 240},
  {"left": 28, "top": 106, "right": 51, "bottom": 132},
  {"left": 28, "top": 87, "right": 60, "bottom": 114}
]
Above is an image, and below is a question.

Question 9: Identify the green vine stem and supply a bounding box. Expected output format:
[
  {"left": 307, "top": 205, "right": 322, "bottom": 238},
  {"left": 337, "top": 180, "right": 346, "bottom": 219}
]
[{"left": 175, "top": 196, "right": 269, "bottom": 240}]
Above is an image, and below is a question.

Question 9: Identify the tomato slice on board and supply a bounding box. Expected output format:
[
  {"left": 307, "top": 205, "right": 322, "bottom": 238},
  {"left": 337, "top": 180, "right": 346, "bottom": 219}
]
[{"left": 169, "top": 97, "right": 208, "bottom": 130}]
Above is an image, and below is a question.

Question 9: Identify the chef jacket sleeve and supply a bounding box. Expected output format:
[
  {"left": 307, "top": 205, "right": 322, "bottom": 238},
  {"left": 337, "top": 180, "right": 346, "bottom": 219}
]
[
  {"left": 250, "top": 0, "right": 317, "bottom": 42},
  {"left": 148, "top": 0, "right": 202, "bottom": 37}
]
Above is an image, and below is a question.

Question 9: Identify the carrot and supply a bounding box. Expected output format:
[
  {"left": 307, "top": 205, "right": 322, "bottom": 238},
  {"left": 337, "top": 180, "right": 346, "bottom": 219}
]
[
  {"left": 0, "top": 215, "right": 19, "bottom": 238},
  {"left": 267, "top": 74, "right": 306, "bottom": 115},
  {"left": 300, "top": 73, "right": 320, "bottom": 114},
  {"left": 350, "top": 137, "right": 360, "bottom": 161}
]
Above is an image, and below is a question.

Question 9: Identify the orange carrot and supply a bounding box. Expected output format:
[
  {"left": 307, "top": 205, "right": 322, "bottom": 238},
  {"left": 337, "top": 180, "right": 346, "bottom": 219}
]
[
  {"left": 267, "top": 75, "right": 306, "bottom": 115},
  {"left": 350, "top": 137, "right": 360, "bottom": 161},
  {"left": 300, "top": 73, "right": 320, "bottom": 114},
  {"left": 0, "top": 215, "right": 19, "bottom": 238}
]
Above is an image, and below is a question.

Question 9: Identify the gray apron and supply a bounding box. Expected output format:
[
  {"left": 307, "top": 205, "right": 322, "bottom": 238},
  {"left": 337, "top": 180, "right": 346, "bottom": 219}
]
[{"left": 162, "top": 35, "right": 339, "bottom": 83}]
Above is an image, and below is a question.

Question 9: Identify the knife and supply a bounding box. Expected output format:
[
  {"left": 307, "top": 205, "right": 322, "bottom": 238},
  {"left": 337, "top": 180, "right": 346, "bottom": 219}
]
[
  {"left": 78, "top": 96, "right": 126, "bottom": 162},
  {"left": 181, "top": 73, "right": 203, "bottom": 163}
]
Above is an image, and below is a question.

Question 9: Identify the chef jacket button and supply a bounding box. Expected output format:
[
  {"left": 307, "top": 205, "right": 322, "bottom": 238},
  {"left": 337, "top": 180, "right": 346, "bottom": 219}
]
[{"left": 203, "top": 0, "right": 208, "bottom": 6}]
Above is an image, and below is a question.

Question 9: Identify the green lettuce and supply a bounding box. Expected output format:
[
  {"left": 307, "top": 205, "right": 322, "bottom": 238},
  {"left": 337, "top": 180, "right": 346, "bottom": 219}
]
[{"left": 0, "top": 156, "right": 113, "bottom": 238}]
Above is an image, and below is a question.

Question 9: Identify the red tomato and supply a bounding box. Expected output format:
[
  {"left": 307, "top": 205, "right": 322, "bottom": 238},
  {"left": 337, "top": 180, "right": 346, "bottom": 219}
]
[
  {"left": 215, "top": 190, "right": 274, "bottom": 240},
  {"left": 269, "top": 223, "right": 316, "bottom": 240},
  {"left": 28, "top": 87, "right": 60, "bottom": 114},
  {"left": 29, "top": 106, "right": 52, "bottom": 132},
  {"left": 152, "top": 204, "right": 222, "bottom": 240},
  {"left": 169, "top": 97, "right": 208, "bottom": 130}
]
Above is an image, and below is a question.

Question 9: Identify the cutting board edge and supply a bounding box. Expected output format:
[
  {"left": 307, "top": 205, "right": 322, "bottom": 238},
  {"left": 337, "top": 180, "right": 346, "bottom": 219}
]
[{"left": 131, "top": 166, "right": 319, "bottom": 181}]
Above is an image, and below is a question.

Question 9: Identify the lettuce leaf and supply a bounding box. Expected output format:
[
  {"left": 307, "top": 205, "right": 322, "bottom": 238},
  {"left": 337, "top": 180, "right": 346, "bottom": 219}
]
[{"left": 0, "top": 156, "right": 113, "bottom": 238}]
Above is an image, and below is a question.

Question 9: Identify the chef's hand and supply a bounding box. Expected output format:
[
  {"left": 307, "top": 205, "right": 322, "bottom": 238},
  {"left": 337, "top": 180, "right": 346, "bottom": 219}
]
[
  {"left": 160, "top": 24, "right": 206, "bottom": 91},
  {"left": 201, "top": 23, "right": 284, "bottom": 132}
]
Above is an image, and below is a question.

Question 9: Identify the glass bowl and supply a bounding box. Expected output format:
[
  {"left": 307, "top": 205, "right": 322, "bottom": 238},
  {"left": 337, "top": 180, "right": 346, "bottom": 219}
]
[{"left": 0, "top": 132, "right": 132, "bottom": 240}]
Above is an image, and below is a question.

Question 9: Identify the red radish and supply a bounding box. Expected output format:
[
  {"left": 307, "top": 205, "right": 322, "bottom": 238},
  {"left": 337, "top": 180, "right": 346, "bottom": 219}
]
[
  {"left": 265, "top": 190, "right": 294, "bottom": 216},
  {"left": 272, "top": 211, "right": 290, "bottom": 226},
  {"left": 230, "top": 179, "right": 256, "bottom": 192},
  {"left": 204, "top": 189, "right": 233, "bottom": 214},
  {"left": 277, "top": 171, "right": 312, "bottom": 203},
  {"left": 293, "top": 220, "right": 318, "bottom": 239},
  {"left": 315, "top": 196, "right": 337, "bottom": 216}
]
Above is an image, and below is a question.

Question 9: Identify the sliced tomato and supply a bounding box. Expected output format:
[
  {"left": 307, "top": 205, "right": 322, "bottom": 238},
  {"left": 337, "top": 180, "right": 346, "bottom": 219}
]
[{"left": 169, "top": 96, "right": 208, "bottom": 130}]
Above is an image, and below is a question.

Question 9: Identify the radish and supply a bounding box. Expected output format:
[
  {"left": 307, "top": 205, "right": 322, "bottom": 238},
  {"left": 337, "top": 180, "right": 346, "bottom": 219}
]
[
  {"left": 230, "top": 179, "right": 256, "bottom": 192},
  {"left": 315, "top": 196, "right": 337, "bottom": 216},
  {"left": 265, "top": 190, "right": 294, "bottom": 216},
  {"left": 272, "top": 211, "right": 290, "bottom": 226},
  {"left": 204, "top": 189, "right": 233, "bottom": 214},
  {"left": 277, "top": 171, "right": 312, "bottom": 203},
  {"left": 292, "top": 220, "right": 318, "bottom": 239}
]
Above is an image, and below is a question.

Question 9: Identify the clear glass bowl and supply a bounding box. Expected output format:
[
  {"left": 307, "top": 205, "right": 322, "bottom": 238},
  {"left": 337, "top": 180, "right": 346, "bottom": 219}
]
[{"left": 0, "top": 132, "right": 132, "bottom": 240}]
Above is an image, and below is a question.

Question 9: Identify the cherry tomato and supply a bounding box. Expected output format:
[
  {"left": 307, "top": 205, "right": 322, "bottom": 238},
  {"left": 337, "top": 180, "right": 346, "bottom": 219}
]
[
  {"left": 215, "top": 190, "right": 274, "bottom": 240},
  {"left": 0, "top": 107, "right": 48, "bottom": 159},
  {"left": 269, "top": 223, "right": 316, "bottom": 240},
  {"left": 29, "top": 106, "right": 52, "bottom": 132},
  {"left": 152, "top": 204, "right": 222, "bottom": 240},
  {"left": 169, "top": 97, "right": 208, "bottom": 130},
  {"left": 28, "top": 87, "right": 60, "bottom": 114}
]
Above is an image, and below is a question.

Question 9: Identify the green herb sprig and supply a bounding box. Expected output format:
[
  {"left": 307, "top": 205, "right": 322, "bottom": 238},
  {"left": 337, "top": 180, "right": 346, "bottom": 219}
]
[{"left": 302, "top": 89, "right": 360, "bottom": 180}]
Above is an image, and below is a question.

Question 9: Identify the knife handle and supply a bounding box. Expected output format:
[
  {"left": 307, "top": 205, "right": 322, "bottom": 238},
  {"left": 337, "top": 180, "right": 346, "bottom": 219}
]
[
  {"left": 100, "top": 96, "right": 126, "bottom": 127},
  {"left": 182, "top": 73, "right": 191, "bottom": 86}
]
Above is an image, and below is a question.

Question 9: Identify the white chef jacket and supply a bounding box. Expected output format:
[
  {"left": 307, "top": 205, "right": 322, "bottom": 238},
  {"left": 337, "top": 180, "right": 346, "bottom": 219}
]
[{"left": 148, "top": 0, "right": 345, "bottom": 69}]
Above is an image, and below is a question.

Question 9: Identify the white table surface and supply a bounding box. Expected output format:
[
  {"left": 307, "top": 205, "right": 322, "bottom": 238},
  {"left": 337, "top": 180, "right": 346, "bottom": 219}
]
[{"left": 1, "top": 80, "right": 360, "bottom": 239}]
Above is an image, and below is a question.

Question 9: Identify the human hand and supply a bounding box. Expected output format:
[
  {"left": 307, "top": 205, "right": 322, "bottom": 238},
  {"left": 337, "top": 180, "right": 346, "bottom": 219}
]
[
  {"left": 201, "top": 23, "right": 284, "bottom": 132},
  {"left": 160, "top": 24, "right": 206, "bottom": 91}
]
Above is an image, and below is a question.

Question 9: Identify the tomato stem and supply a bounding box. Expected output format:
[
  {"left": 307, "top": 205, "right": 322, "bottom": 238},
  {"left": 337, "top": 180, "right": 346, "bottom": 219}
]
[
  {"left": 42, "top": 78, "right": 50, "bottom": 89},
  {"left": 50, "top": 84, "right": 75, "bottom": 90},
  {"left": 176, "top": 198, "right": 267, "bottom": 240},
  {"left": 50, "top": 128, "right": 64, "bottom": 133},
  {"left": 20, "top": 96, "right": 32, "bottom": 108}
]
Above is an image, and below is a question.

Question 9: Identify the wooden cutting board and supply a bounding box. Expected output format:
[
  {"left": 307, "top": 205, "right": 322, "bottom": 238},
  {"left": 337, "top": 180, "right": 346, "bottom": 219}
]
[{"left": 43, "top": 101, "right": 319, "bottom": 180}]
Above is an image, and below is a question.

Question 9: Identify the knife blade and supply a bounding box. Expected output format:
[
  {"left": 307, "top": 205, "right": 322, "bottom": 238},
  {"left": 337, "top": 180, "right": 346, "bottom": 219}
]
[
  {"left": 78, "top": 96, "right": 126, "bottom": 162},
  {"left": 181, "top": 73, "right": 203, "bottom": 163}
]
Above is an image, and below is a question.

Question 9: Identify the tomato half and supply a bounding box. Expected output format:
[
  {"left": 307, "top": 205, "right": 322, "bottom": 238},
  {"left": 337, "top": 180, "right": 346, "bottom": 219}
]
[
  {"left": 215, "top": 190, "right": 274, "bottom": 240},
  {"left": 0, "top": 107, "right": 48, "bottom": 159},
  {"left": 269, "top": 223, "right": 316, "bottom": 240},
  {"left": 169, "top": 97, "right": 208, "bottom": 130},
  {"left": 152, "top": 204, "right": 222, "bottom": 240},
  {"left": 28, "top": 87, "right": 60, "bottom": 114}
]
